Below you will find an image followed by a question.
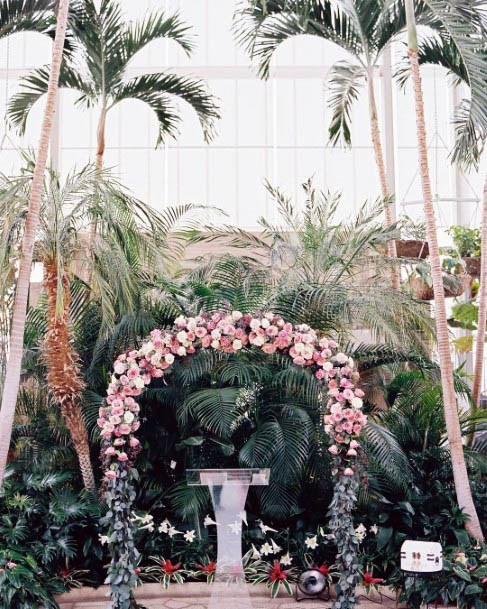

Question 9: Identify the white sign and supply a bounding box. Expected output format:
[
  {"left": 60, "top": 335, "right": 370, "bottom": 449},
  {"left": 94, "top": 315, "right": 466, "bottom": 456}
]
[{"left": 401, "top": 540, "right": 442, "bottom": 573}]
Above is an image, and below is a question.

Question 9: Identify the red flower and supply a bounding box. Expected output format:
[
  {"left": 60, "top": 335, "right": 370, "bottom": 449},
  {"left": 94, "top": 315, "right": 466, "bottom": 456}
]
[
  {"left": 134, "top": 568, "right": 140, "bottom": 575},
  {"left": 363, "top": 572, "right": 383, "bottom": 586},
  {"left": 59, "top": 568, "right": 70, "bottom": 578},
  {"left": 317, "top": 564, "right": 329, "bottom": 576},
  {"left": 269, "top": 563, "right": 287, "bottom": 582},
  {"left": 197, "top": 561, "right": 216, "bottom": 574},
  {"left": 161, "top": 559, "right": 181, "bottom": 574}
]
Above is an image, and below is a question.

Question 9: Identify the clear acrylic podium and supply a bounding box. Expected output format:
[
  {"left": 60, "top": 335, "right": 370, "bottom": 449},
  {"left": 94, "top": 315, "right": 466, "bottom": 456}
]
[{"left": 187, "top": 468, "right": 270, "bottom": 608}]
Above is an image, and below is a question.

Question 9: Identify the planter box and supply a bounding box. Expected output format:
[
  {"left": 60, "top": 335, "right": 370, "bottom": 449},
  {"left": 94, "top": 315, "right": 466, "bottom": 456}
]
[
  {"left": 396, "top": 239, "right": 429, "bottom": 259},
  {"left": 54, "top": 582, "right": 449, "bottom": 609}
]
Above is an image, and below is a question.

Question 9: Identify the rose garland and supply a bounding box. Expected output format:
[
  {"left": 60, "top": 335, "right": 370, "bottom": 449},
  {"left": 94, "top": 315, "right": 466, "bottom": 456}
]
[{"left": 98, "top": 311, "right": 367, "bottom": 609}]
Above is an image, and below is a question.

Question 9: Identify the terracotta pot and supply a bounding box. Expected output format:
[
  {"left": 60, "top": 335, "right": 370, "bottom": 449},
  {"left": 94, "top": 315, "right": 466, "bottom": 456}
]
[
  {"left": 464, "top": 257, "right": 481, "bottom": 277},
  {"left": 408, "top": 275, "right": 466, "bottom": 300},
  {"left": 396, "top": 239, "right": 429, "bottom": 259}
]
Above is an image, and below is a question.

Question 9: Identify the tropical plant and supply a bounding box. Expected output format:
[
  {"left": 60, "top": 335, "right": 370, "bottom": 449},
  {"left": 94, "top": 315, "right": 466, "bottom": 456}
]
[
  {"left": 234, "top": 0, "right": 450, "bottom": 280},
  {"left": 0, "top": 163, "right": 203, "bottom": 488},
  {"left": 207, "top": 180, "right": 435, "bottom": 352},
  {"left": 448, "top": 226, "right": 482, "bottom": 258},
  {"left": 403, "top": 0, "right": 486, "bottom": 539},
  {"left": 0, "top": 547, "right": 67, "bottom": 609},
  {"left": 8, "top": 0, "right": 220, "bottom": 167},
  {"left": 0, "top": 0, "right": 70, "bottom": 489}
]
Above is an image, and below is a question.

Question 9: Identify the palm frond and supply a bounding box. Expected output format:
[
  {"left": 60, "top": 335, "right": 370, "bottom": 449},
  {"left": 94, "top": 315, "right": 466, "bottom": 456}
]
[{"left": 327, "top": 60, "right": 366, "bottom": 146}]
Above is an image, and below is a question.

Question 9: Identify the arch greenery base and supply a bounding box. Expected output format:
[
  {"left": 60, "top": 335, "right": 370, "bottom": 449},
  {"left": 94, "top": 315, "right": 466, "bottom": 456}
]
[{"left": 98, "top": 311, "right": 367, "bottom": 609}]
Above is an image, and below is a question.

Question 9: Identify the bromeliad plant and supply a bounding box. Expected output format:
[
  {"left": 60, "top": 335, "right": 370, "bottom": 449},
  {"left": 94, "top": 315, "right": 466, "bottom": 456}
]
[
  {"left": 144, "top": 557, "right": 187, "bottom": 589},
  {"left": 250, "top": 560, "right": 296, "bottom": 598},
  {"left": 99, "top": 310, "right": 367, "bottom": 609}
]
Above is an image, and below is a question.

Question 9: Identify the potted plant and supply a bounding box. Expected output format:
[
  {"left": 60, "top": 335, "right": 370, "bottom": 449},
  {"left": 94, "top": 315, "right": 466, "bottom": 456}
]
[
  {"left": 396, "top": 215, "right": 429, "bottom": 258},
  {"left": 448, "top": 226, "right": 481, "bottom": 277},
  {"left": 406, "top": 258, "right": 467, "bottom": 300}
]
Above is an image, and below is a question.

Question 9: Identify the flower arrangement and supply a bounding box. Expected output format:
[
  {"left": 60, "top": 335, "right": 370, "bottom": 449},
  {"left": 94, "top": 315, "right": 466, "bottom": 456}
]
[{"left": 99, "top": 311, "right": 366, "bottom": 609}]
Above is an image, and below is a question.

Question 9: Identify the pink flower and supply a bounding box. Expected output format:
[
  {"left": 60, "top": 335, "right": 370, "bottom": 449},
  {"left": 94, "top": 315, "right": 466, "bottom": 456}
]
[
  {"left": 262, "top": 343, "right": 276, "bottom": 355},
  {"left": 129, "top": 438, "right": 140, "bottom": 448},
  {"left": 355, "top": 389, "right": 365, "bottom": 398},
  {"left": 347, "top": 448, "right": 357, "bottom": 457},
  {"left": 105, "top": 446, "right": 116, "bottom": 456},
  {"left": 293, "top": 356, "right": 305, "bottom": 366},
  {"left": 315, "top": 369, "right": 325, "bottom": 379},
  {"left": 118, "top": 452, "right": 128, "bottom": 462},
  {"left": 119, "top": 424, "right": 131, "bottom": 435},
  {"left": 105, "top": 470, "right": 117, "bottom": 479},
  {"left": 343, "top": 468, "right": 354, "bottom": 476},
  {"left": 328, "top": 445, "right": 339, "bottom": 455},
  {"left": 350, "top": 440, "right": 359, "bottom": 449}
]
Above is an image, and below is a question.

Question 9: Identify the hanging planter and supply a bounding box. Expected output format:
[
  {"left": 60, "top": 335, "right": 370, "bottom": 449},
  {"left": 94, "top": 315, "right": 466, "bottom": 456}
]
[
  {"left": 464, "top": 257, "right": 481, "bottom": 278},
  {"left": 395, "top": 239, "right": 429, "bottom": 259},
  {"left": 397, "top": 216, "right": 429, "bottom": 259},
  {"left": 447, "top": 226, "right": 481, "bottom": 278},
  {"left": 406, "top": 257, "right": 467, "bottom": 301},
  {"left": 408, "top": 275, "right": 466, "bottom": 300}
]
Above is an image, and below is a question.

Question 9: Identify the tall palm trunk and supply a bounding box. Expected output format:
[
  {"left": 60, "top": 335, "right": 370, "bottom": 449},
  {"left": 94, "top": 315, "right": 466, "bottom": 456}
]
[
  {"left": 0, "top": 0, "right": 71, "bottom": 487},
  {"left": 405, "top": 0, "right": 483, "bottom": 540},
  {"left": 96, "top": 108, "right": 107, "bottom": 169},
  {"left": 44, "top": 262, "right": 95, "bottom": 490},
  {"left": 472, "top": 174, "right": 487, "bottom": 407},
  {"left": 367, "top": 71, "right": 400, "bottom": 289}
]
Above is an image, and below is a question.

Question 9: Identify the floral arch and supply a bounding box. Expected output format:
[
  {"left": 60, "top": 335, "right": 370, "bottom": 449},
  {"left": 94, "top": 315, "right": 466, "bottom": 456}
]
[{"left": 98, "top": 311, "right": 367, "bottom": 609}]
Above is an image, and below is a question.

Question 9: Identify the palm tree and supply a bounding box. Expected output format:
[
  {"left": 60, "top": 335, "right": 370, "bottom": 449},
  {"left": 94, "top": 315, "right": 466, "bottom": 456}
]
[
  {"left": 8, "top": 0, "right": 220, "bottom": 168},
  {"left": 0, "top": 0, "right": 70, "bottom": 489},
  {"left": 397, "top": 35, "right": 487, "bottom": 410},
  {"left": 208, "top": 179, "right": 435, "bottom": 351},
  {"left": 234, "top": 0, "right": 443, "bottom": 286},
  {"left": 404, "top": 0, "right": 486, "bottom": 539},
  {"left": 0, "top": 163, "right": 204, "bottom": 489}
]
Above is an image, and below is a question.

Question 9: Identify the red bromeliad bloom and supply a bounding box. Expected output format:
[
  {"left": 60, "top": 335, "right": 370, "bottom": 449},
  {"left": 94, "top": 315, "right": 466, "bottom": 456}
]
[
  {"left": 161, "top": 559, "right": 181, "bottom": 574},
  {"left": 197, "top": 561, "right": 216, "bottom": 574},
  {"left": 317, "top": 564, "right": 329, "bottom": 576},
  {"left": 270, "top": 563, "right": 288, "bottom": 581},
  {"left": 363, "top": 572, "right": 383, "bottom": 586}
]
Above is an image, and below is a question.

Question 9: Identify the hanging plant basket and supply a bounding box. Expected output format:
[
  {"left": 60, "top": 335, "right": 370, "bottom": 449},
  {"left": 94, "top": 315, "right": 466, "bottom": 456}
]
[
  {"left": 463, "top": 257, "right": 481, "bottom": 278},
  {"left": 408, "top": 276, "right": 466, "bottom": 300},
  {"left": 395, "top": 239, "right": 429, "bottom": 259}
]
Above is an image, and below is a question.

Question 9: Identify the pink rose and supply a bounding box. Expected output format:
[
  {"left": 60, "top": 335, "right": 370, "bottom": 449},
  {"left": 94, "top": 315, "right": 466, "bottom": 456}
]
[
  {"left": 118, "top": 452, "right": 128, "bottom": 461},
  {"left": 315, "top": 369, "right": 325, "bottom": 379},
  {"left": 105, "top": 470, "right": 117, "bottom": 479},
  {"left": 347, "top": 448, "right": 357, "bottom": 456},
  {"left": 119, "top": 424, "right": 131, "bottom": 435},
  {"left": 350, "top": 440, "right": 359, "bottom": 449},
  {"left": 105, "top": 446, "right": 116, "bottom": 456},
  {"left": 355, "top": 389, "right": 365, "bottom": 398},
  {"left": 293, "top": 356, "right": 305, "bottom": 366},
  {"left": 343, "top": 467, "right": 354, "bottom": 476},
  {"left": 328, "top": 445, "right": 339, "bottom": 455},
  {"left": 129, "top": 438, "right": 140, "bottom": 447},
  {"left": 262, "top": 343, "right": 276, "bottom": 355}
]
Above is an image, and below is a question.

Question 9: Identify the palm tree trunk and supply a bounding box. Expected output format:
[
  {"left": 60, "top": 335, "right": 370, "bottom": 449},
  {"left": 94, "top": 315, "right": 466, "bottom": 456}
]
[
  {"left": 367, "top": 71, "right": 400, "bottom": 289},
  {"left": 472, "top": 173, "right": 487, "bottom": 407},
  {"left": 96, "top": 108, "right": 107, "bottom": 169},
  {"left": 43, "top": 262, "right": 95, "bottom": 490},
  {"left": 0, "top": 0, "right": 71, "bottom": 488},
  {"left": 405, "top": 0, "right": 483, "bottom": 540}
]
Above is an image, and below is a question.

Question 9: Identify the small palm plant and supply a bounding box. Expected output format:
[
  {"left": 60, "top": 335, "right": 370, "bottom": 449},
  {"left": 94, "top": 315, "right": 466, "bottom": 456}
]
[
  {"left": 0, "top": 162, "right": 203, "bottom": 489},
  {"left": 8, "top": 0, "right": 220, "bottom": 166}
]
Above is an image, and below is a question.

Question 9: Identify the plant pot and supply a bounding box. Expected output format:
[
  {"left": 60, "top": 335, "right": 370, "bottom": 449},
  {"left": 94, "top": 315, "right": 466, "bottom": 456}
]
[
  {"left": 464, "top": 257, "right": 481, "bottom": 277},
  {"left": 396, "top": 239, "right": 429, "bottom": 259},
  {"left": 407, "top": 276, "right": 466, "bottom": 300}
]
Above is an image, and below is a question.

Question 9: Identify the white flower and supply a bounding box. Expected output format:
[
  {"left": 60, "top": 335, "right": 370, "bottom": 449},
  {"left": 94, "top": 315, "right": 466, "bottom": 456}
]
[
  {"left": 165, "top": 353, "right": 175, "bottom": 365},
  {"left": 228, "top": 521, "right": 242, "bottom": 535},
  {"left": 168, "top": 526, "right": 182, "bottom": 538},
  {"left": 174, "top": 315, "right": 187, "bottom": 327},
  {"left": 369, "top": 524, "right": 378, "bottom": 535},
  {"left": 280, "top": 552, "right": 292, "bottom": 566},
  {"left": 211, "top": 339, "right": 220, "bottom": 349},
  {"left": 271, "top": 539, "right": 282, "bottom": 553},
  {"left": 232, "top": 311, "right": 243, "bottom": 321},
  {"left": 305, "top": 535, "right": 318, "bottom": 550},
  {"left": 184, "top": 530, "right": 196, "bottom": 543},
  {"left": 261, "top": 318, "right": 270, "bottom": 329},
  {"left": 99, "top": 534, "right": 110, "bottom": 545},
  {"left": 170, "top": 460, "right": 177, "bottom": 470},
  {"left": 176, "top": 331, "right": 188, "bottom": 343},
  {"left": 251, "top": 544, "right": 261, "bottom": 559},
  {"left": 204, "top": 515, "right": 218, "bottom": 527},
  {"left": 114, "top": 361, "right": 126, "bottom": 375},
  {"left": 323, "top": 361, "right": 334, "bottom": 372},
  {"left": 232, "top": 339, "right": 243, "bottom": 350},
  {"left": 134, "top": 376, "right": 145, "bottom": 389},
  {"left": 260, "top": 542, "right": 273, "bottom": 556},
  {"left": 355, "top": 523, "right": 367, "bottom": 542},
  {"left": 252, "top": 335, "right": 265, "bottom": 346},
  {"left": 258, "top": 520, "right": 278, "bottom": 534},
  {"left": 351, "top": 397, "right": 363, "bottom": 409},
  {"left": 158, "top": 519, "right": 170, "bottom": 534},
  {"left": 480, "top": 554, "right": 487, "bottom": 562},
  {"left": 250, "top": 319, "right": 261, "bottom": 331},
  {"left": 123, "top": 411, "right": 135, "bottom": 424}
]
